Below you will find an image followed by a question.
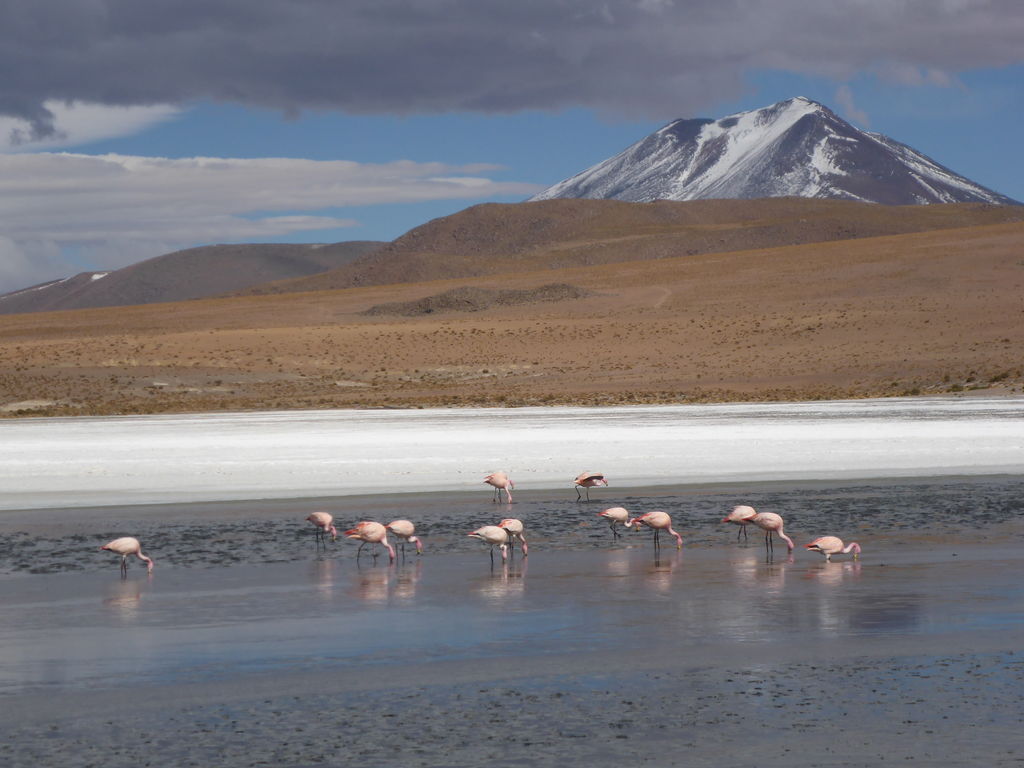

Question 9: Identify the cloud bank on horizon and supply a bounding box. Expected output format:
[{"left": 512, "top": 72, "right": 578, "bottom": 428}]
[{"left": 1, "top": 0, "right": 1022, "bottom": 292}]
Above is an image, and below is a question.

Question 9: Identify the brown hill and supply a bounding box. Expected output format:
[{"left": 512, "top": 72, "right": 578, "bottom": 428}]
[
  {"left": 244, "top": 198, "right": 1024, "bottom": 294},
  {"left": 1, "top": 219, "right": 1022, "bottom": 417},
  {"left": 0, "top": 241, "right": 384, "bottom": 315}
]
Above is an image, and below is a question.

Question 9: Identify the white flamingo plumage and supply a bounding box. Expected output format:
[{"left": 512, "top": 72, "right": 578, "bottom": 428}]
[{"left": 100, "top": 537, "right": 154, "bottom": 576}]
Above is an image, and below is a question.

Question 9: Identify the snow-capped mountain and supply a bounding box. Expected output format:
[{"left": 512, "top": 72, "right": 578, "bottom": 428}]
[{"left": 531, "top": 97, "right": 1019, "bottom": 206}]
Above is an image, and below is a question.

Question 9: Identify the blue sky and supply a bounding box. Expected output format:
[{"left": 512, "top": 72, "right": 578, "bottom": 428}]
[{"left": 1, "top": 1, "right": 1022, "bottom": 293}]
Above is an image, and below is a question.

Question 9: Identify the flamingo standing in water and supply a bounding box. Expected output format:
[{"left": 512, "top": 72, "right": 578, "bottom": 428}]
[
  {"left": 574, "top": 472, "right": 608, "bottom": 501},
  {"left": 805, "top": 536, "right": 861, "bottom": 562},
  {"left": 732, "top": 507, "right": 794, "bottom": 555},
  {"left": 484, "top": 472, "right": 514, "bottom": 503},
  {"left": 100, "top": 537, "right": 154, "bottom": 576},
  {"left": 627, "top": 511, "right": 683, "bottom": 550},
  {"left": 597, "top": 507, "right": 634, "bottom": 539},
  {"left": 498, "top": 518, "right": 528, "bottom": 556},
  {"left": 344, "top": 521, "right": 396, "bottom": 563},
  {"left": 721, "top": 505, "right": 754, "bottom": 542},
  {"left": 468, "top": 525, "right": 510, "bottom": 564},
  {"left": 386, "top": 519, "right": 423, "bottom": 556},
  {"left": 306, "top": 512, "right": 338, "bottom": 545}
]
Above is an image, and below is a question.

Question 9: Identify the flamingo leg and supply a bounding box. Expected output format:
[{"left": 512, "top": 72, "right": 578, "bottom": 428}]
[
  {"left": 356, "top": 542, "right": 366, "bottom": 561},
  {"left": 610, "top": 522, "right": 619, "bottom": 539},
  {"left": 576, "top": 486, "right": 583, "bottom": 501}
]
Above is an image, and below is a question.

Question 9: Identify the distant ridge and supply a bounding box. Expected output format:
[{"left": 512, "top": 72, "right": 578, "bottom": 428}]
[
  {"left": 531, "top": 97, "right": 1020, "bottom": 206},
  {"left": 241, "top": 197, "right": 1024, "bottom": 296},
  {"left": 0, "top": 241, "right": 384, "bottom": 315}
]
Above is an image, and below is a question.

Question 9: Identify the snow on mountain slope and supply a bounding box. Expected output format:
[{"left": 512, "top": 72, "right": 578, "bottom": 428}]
[{"left": 531, "top": 97, "right": 1019, "bottom": 206}]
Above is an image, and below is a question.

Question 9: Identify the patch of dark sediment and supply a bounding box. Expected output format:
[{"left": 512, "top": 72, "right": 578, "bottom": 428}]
[{"left": 360, "top": 282, "right": 593, "bottom": 316}]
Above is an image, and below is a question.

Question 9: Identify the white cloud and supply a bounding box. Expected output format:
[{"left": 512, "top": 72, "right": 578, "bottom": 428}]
[
  {"left": 0, "top": 101, "right": 183, "bottom": 152},
  {"left": 0, "top": 152, "right": 541, "bottom": 293}
]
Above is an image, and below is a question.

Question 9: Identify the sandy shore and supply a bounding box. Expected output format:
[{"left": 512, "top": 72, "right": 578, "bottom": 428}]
[
  {"left": 1, "top": 477, "right": 1022, "bottom": 766},
  {"left": 2, "top": 220, "right": 1023, "bottom": 417}
]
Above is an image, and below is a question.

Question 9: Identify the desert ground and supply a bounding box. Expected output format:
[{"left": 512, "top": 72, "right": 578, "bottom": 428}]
[{"left": 1, "top": 220, "right": 1022, "bottom": 417}]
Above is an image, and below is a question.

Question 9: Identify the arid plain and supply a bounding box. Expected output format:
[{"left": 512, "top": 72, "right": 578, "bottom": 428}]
[{"left": 1, "top": 201, "right": 1023, "bottom": 417}]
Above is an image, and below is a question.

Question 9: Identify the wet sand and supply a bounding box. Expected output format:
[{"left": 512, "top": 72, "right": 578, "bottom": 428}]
[{"left": 1, "top": 477, "right": 1023, "bottom": 766}]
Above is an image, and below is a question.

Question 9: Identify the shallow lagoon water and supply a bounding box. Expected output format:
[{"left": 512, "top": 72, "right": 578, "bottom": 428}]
[{"left": 1, "top": 399, "right": 1023, "bottom": 766}]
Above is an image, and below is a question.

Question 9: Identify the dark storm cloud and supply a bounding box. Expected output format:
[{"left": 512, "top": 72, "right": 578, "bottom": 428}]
[{"left": 2, "top": 0, "right": 1023, "bottom": 133}]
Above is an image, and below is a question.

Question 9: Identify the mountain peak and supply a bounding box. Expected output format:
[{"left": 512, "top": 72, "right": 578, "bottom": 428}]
[{"left": 531, "top": 98, "right": 1018, "bottom": 206}]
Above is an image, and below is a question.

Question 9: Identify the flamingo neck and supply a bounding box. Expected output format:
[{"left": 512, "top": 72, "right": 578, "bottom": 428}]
[{"left": 843, "top": 542, "right": 861, "bottom": 555}]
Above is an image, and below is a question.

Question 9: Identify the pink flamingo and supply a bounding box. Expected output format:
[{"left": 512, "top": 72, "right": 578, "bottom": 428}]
[
  {"left": 100, "top": 537, "right": 154, "bottom": 576},
  {"left": 484, "top": 472, "right": 514, "bottom": 503},
  {"left": 732, "top": 507, "right": 794, "bottom": 554},
  {"left": 468, "top": 525, "right": 510, "bottom": 564},
  {"left": 805, "top": 536, "right": 861, "bottom": 562},
  {"left": 498, "top": 518, "right": 529, "bottom": 556},
  {"left": 597, "top": 507, "right": 634, "bottom": 539},
  {"left": 574, "top": 471, "right": 608, "bottom": 501},
  {"left": 626, "top": 511, "right": 682, "bottom": 550},
  {"left": 386, "top": 519, "right": 423, "bottom": 556},
  {"left": 344, "top": 521, "right": 395, "bottom": 563},
  {"left": 306, "top": 512, "right": 337, "bottom": 545},
  {"left": 721, "top": 505, "right": 755, "bottom": 543}
]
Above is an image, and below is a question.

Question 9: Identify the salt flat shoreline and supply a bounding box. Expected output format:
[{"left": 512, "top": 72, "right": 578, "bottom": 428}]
[{"left": 1, "top": 396, "right": 1022, "bottom": 512}]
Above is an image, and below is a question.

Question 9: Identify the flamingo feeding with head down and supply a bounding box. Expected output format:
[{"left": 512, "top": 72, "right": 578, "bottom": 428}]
[
  {"left": 344, "top": 521, "right": 395, "bottom": 563},
  {"left": 306, "top": 512, "right": 337, "bottom": 545},
  {"left": 574, "top": 472, "right": 608, "bottom": 501},
  {"left": 597, "top": 507, "right": 634, "bottom": 539},
  {"left": 386, "top": 519, "right": 423, "bottom": 556},
  {"left": 732, "top": 507, "right": 794, "bottom": 555},
  {"left": 468, "top": 525, "right": 510, "bottom": 564},
  {"left": 626, "top": 511, "right": 683, "bottom": 550},
  {"left": 498, "top": 518, "right": 528, "bottom": 556},
  {"left": 484, "top": 472, "right": 514, "bottom": 503},
  {"left": 100, "top": 537, "right": 154, "bottom": 576},
  {"left": 721, "top": 505, "right": 755, "bottom": 543},
  {"left": 805, "top": 536, "right": 861, "bottom": 562}
]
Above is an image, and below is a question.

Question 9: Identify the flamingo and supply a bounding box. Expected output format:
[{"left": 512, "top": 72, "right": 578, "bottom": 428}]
[
  {"left": 344, "top": 521, "right": 396, "bottom": 563},
  {"left": 468, "top": 525, "right": 510, "bottom": 564},
  {"left": 306, "top": 511, "right": 337, "bottom": 545},
  {"left": 597, "top": 507, "right": 634, "bottom": 539},
  {"left": 732, "top": 507, "right": 794, "bottom": 554},
  {"left": 100, "top": 537, "right": 154, "bottom": 576},
  {"left": 574, "top": 471, "right": 608, "bottom": 501},
  {"left": 626, "top": 511, "right": 683, "bottom": 550},
  {"left": 721, "top": 505, "right": 754, "bottom": 542},
  {"left": 386, "top": 519, "right": 423, "bottom": 556},
  {"left": 498, "top": 518, "right": 529, "bottom": 556},
  {"left": 805, "top": 536, "right": 861, "bottom": 562},
  {"left": 484, "top": 472, "right": 514, "bottom": 503}
]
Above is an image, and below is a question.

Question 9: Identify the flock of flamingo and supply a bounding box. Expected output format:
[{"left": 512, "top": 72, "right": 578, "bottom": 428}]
[{"left": 99, "top": 470, "right": 862, "bottom": 575}]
